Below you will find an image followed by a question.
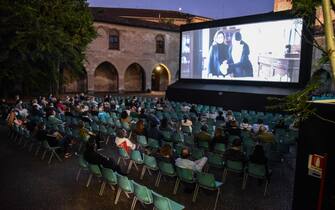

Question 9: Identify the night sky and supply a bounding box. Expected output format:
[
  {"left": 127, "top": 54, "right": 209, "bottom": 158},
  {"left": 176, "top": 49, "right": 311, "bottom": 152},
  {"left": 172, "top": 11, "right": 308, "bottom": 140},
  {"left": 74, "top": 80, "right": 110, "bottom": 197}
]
[{"left": 87, "top": 0, "right": 275, "bottom": 19}]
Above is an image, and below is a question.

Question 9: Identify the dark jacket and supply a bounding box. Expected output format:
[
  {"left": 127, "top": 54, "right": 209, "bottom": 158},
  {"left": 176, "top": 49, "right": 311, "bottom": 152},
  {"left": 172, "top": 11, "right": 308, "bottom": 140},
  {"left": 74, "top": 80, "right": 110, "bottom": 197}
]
[
  {"left": 227, "top": 41, "right": 253, "bottom": 77},
  {"left": 208, "top": 43, "right": 229, "bottom": 76}
]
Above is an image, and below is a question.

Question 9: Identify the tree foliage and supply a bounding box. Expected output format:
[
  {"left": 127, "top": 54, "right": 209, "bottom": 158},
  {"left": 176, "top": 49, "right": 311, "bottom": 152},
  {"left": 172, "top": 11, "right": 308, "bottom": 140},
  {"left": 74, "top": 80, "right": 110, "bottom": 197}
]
[{"left": 0, "top": 0, "right": 96, "bottom": 96}]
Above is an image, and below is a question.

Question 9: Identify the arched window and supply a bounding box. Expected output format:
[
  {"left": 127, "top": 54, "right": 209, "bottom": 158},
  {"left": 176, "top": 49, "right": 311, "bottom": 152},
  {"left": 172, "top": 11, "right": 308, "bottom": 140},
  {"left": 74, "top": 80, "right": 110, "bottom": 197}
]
[
  {"left": 155, "top": 35, "right": 165, "bottom": 54},
  {"left": 109, "top": 29, "right": 119, "bottom": 50}
]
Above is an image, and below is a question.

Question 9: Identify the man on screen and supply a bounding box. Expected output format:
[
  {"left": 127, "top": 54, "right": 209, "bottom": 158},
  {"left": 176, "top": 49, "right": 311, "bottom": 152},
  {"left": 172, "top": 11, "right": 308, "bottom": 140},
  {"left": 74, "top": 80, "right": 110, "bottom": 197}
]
[
  {"left": 207, "top": 30, "right": 229, "bottom": 77},
  {"left": 220, "top": 31, "right": 253, "bottom": 77}
]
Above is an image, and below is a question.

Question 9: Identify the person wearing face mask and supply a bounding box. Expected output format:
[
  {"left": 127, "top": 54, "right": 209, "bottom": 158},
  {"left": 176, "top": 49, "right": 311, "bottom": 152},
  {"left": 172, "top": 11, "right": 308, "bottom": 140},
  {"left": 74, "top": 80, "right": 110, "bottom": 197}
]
[
  {"left": 207, "top": 30, "right": 229, "bottom": 77},
  {"left": 220, "top": 31, "right": 253, "bottom": 77}
]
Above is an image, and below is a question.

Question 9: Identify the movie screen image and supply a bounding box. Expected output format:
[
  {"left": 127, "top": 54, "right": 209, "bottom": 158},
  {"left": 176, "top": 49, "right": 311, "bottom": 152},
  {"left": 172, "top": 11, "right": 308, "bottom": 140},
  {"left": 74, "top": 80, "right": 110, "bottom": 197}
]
[{"left": 180, "top": 18, "right": 303, "bottom": 83}]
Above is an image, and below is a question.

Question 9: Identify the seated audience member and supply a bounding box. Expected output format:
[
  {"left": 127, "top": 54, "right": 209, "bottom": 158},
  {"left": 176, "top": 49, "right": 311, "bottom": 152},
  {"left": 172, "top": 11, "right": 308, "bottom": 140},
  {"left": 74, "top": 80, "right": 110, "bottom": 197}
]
[
  {"left": 175, "top": 148, "right": 208, "bottom": 172},
  {"left": 240, "top": 118, "right": 252, "bottom": 131},
  {"left": 6, "top": 109, "right": 17, "bottom": 127},
  {"left": 98, "top": 107, "right": 109, "bottom": 123},
  {"left": 46, "top": 129, "right": 72, "bottom": 158},
  {"left": 120, "top": 110, "right": 131, "bottom": 124},
  {"left": 189, "top": 105, "right": 198, "bottom": 116},
  {"left": 215, "top": 111, "right": 226, "bottom": 127},
  {"left": 226, "top": 110, "right": 235, "bottom": 122},
  {"left": 139, "top": 109, "right": 147, "bottom": 119},
  {"left": 252, "top": 119, "right": 269, "bottom": 134},
  {"left": 134, "top": 119, "right": 146, "bottom": 136},
  {"left": 115, "top": 128, "right": 136, "bottom": 153},
  {"left": 249, "top": 144, "right": 271, "bottom": 180},
  {"left": 154, "top": 144, "right": 175, "bottom": 164},
  {"left": 47, "top": 110, "right": 63, "bottom": 128},
  {"left": 181, "top": 115, "right": 193, "bottom": 133},
  {"left": 210, "top": 127, "right": 228, "bottom": 151},
  {"left": 223, "top": 138, "right": 246, "bottom": 162},
  {"left": 256, "top": 125, "right": 275, "bottom": 144},
  {"left": 226, "top": 120, "right": 241, "bottom": 137},
  {"left": 84, "top": 138, "right": 125, "bottom": 174},
  {"left": 159, "top": 117, "right": 173, "bottom": 132},
  {"left": 146, "top": 122, "right": 164, "bottom": 142},
  {"left": 195, "top": 124, "right": 211, "bottom": 144}
]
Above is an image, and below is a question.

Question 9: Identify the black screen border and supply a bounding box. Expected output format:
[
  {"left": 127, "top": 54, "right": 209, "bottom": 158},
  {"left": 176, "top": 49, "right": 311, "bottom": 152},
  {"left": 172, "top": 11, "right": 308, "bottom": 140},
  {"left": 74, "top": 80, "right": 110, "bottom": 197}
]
[{"left": 178, "top": 11, "right": 313, "bottom": 88}]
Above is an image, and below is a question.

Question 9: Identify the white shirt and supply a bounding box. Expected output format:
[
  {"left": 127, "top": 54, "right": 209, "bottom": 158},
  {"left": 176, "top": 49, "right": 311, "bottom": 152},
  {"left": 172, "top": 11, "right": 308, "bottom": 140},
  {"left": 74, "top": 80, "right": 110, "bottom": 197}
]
[
  {"left": 175, "top": 157, "right": 208, "bottom": 172},
  {"left": 115, "top": 137, "right": 136, "bottom": 150}
]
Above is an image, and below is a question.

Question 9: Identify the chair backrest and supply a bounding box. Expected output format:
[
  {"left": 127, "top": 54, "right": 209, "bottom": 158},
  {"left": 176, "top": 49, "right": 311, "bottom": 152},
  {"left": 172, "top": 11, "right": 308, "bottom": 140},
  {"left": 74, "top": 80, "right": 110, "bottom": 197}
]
[
  {"left": 226, "top": 160, "right": 243, "bottom": 172},
  {"left": 78, "top": 155, "right": 88, "bottom": 168},
  {"left": 214, "top": 143, "right": 226, "bottom": 153},
  {"left": 132, "top": 181, "right": 153, "bottom": 204},
  {"left": 88, "top": 163, "right": 102, "bottom": 176},
  {"left": 198, "top": 141, "right": 209, "bottom": 149},
  {"left": 148, "top": 138, "right": 160, "bottom": 149},
  {"left": 118, "top": 147, "right": 130, "bottom": 158},
  {"left": 197, "top": 172, "right": 216, "bottom": 188},
  {"left": 176, "top": 166, "right": 194, "bottom": 182},
  {"left": 191, "top": 148, "right": 204, "bottom": 160},
  {"left": 248, "top": 162, "right": 266, "bottom": 178},
  {"left": 116, "top": 173, "right": 134, "bottom": 193},
  {"left": 143, "top": 154, "right": 158, "bottom": 168},
  {"left": 101, "top": 167, "right": 117, "bottom": 184},
  {"left": 208, "top": 152, "right": 224, "bottom": 167},
  {"left": 137, "top": 135, "right": 147, "bottom": 145},
  {"left": 152, "top": 191, "right": 174, "bottom": 210},
  {"left": 131, "top": 150, "right": 143, "bottom": 162},
  {"left": 158, "top": 161, "right": 176, "bottom": 176}
]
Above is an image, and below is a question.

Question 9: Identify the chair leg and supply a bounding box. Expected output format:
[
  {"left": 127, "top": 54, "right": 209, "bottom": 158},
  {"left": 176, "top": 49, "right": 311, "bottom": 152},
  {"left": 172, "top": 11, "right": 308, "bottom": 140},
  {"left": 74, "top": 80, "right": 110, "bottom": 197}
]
[
  {"left": 147, "top": 168, "right": 152, "bottom": 176},
  {"left": 99, "top": 181, "right": 106, "bottom": 196},
  {"left": 127, "top": 161, "right": 133, "bottom": 174},
  {"left": 133, "top": 162, "right": 139, "bottom": 171},
  {"left": 264, "top": 180, "right": 269, "bottom": 197},
  {"left": 54, "top": 151, "right": 62, "bottom": 162},
  {"left": 76, "top": 168, "right": 82, "bottom": 181},
  {"left": 131, "top": 197, "right": 137, "bottom": 210},
  {"left": 173, "top": 178, "right": 180, "bottom": 195},
  {"left": 213, "top": 188, "right": 220, "bottom": 210},
  {"left": 41, "top": 150, "right": 47, "bottom": 160},
  {"left": 222, "top": 169, "right": 228, "bottom": 184},
  {"left": 114, "top": 188, "right": 122, "bottom": 204},
  {"left": 117, "top": 157, "right": 121, "bottom": 165},
  {"left": 48, "top": 152, "right": 54, "bottom": 164},
  {"left": 192, "top": 184, "right": 199, "bottom": 202},
  {"left": 242, "top": 174, "right": 248, "bottom": 190},
  {"left": 35, "top": 145, "right": 41, "bottom": 156},
  {"left": 140, "top": 166, "right": 146, "bottom": 180},
  {"left": 86, "top": 174, "right": 93, "bottom": 187},
  {"left": 155, "top": 172, "right": 161, "bottom": 187}
]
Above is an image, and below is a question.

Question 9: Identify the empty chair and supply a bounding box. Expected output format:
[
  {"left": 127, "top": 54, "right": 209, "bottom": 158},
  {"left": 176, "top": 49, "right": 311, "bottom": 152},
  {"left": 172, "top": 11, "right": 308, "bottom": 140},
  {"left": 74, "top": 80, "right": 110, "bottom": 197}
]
[
  {"left": 117, "top": 147, "right": 130, "bottom": 166},
  {"left": 131, "top": 181, "right": 153, "bottom": 210},
  {"left": 222, "top": 160, "right": 244, "bottom": 184},
  {"left": 173, "top": 166, "right": 196, "bottom": 195},
  {"left": 155, "top": 161, "right": 177, "bottom": 187},
  {"left": 148, "top": 138, "right": 160, "bottom": 150},
  {"left": 242, "top": 162, "right": 270, "bottom": 196},
  {"left": 192, "top": 172, "right": 222, "bottom": 210},
  {"left": 207, "top": 152, "right": 225, "bottom": 171},
  {"left": 41, "top": 141, "right": 62, "bottom": 164},
  {"left": 152, "top": 191, "right": 185, "bottom": 210},
  {"left": 114, "top": 173, "right": 134, "bottom": 205},
  {"left": 86, "top": 163, "right": 102, "bottom": 188},
  {"left": 140, "top": 154, "right": 159, "bottom": 180},
  {"left": 76, "top": 155, "right": 88, "bottom": 182},
  {"left": 99, "top": 166, "right": 117, "bottom": 196},
  {"left": 136, "top": 135, "right": 148, "bottom": 148},
  {"left": 191, "top": 148, "right": 204, "bottom": 160},
  {"left": 214, "top": 143, "right": 226, "bottom": 154},
  {"left": 127, "top": 150, "right": 144, "bottom": 173}
]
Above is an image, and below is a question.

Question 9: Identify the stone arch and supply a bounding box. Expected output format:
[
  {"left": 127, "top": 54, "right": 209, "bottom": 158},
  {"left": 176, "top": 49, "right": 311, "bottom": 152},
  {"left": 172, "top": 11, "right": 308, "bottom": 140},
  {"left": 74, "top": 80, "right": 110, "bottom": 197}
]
[
  {"left": 124, "top": 63, "right": 146, "bottom": 92},
  {"left": 94, "top": 62, "right": 118, "bottom": 92},
  {"left": 151, "top": 64, "right": 171, "bottom": 91},
  {"left": 62, "top": 68, "right": 87, "bottom": 93}
]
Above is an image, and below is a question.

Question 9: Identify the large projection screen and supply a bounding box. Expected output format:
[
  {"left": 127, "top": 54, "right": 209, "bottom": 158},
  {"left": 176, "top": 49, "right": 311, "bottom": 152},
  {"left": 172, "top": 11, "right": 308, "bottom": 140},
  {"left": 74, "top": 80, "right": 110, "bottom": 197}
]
[{"left": 180, "top": 18, "right": 303, "bottom": 83}]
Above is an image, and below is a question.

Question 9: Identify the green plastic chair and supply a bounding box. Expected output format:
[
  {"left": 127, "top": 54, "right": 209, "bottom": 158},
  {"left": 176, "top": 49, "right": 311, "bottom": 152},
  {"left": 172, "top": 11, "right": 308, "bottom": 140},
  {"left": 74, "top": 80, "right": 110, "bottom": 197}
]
[
  {"left": 117, "top": 147, "right": 130, "bottom": 166},
  {"left": 193, "top": 172, "right": 222, "bottom": 210},
  {"left": 155, "top": 161, "right": 176, "bottom": 187},
  {"left": 86, "top": 163, "right": 102, "bottom": 188},
  {"left": 152, "top": 191, "right": 185, "bottom": 210},
  {"left": 173, "top": 166, "right": 195, "bottom": 195},
  {"left": 114, "top": 173, "right": 134, "bottom": 205},
  {"left": 140, "top": 154, "right": 159, "bottom": 180},
  {"left": 127, "top": 150, "right": 144, "bottom": 173},
  {"left": 76, "top": 155, "right": 88, "bottom": 182},
  {"left": 198, "top": 141, "right": 210, "bottom": 150},
  {"left": 207, "top": 152, "right": 225, "bottom": 170},
  {"left": 137, "top": 135, "right": 148, "bottom": 148},
  {"left": 214, "top": 143, "right": 226, "bottom": 154},
  {"left": 222, "top": 160, "right": 244, "bottom": 184},
  {"left": 242, "top": 162, "right": 269, "bottom": 196},
  {"left": 148, "top": 138, "right": 160, "bottom": 150},
  {"left": 191, "top": 148, "right": 204, "bottom": 160},
  {"left": 41, "top": 140, "right": 62, "bottom": 164},
  {"left": 162, "top": 130, "right": 173, "bottom": 142},
  {"left": 131, "top": 181, "right": 153, "bottom": 210},
  {"left": 99, "top": 166, "right": 117, "bottom": 196},
  {"left": 184, "top": 135, "right": 195, "bottom": 146}
]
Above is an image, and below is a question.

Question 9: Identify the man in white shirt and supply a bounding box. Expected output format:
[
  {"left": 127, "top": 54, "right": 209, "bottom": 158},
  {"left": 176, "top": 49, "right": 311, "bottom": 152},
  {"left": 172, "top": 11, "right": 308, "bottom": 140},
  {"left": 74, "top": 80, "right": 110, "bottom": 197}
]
[
  {"left": 175, "top": 148, "right": 207, "bottom": 172},
  {"left": 252, "top": 119, "right": 269, "bottom": 133}
]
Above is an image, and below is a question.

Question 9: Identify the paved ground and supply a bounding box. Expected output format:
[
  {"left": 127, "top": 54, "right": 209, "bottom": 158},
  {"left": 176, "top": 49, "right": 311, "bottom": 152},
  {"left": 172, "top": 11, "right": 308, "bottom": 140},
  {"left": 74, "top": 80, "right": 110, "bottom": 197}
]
[{"left": 0, "top": 124, "right": 295, "bottom": 210}]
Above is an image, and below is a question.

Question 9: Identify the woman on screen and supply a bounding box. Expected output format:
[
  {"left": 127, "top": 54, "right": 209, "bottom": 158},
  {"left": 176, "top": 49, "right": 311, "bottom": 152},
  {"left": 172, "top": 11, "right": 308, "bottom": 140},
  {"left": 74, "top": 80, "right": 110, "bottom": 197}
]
[
  {"left": 207, "top": 30, "right": 229, "bottom": 77},
  {"left": 222, "top": 31, "right": 253, "bottom": 77}
]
